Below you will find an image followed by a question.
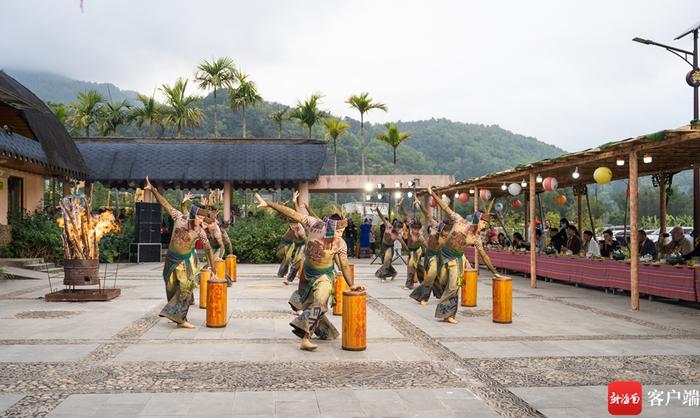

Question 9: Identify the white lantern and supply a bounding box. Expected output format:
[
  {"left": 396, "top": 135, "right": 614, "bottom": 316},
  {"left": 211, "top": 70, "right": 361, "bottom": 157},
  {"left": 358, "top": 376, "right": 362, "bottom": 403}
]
[
  {"left": 495, "top": 202, "right": 504, "bottom": 212},
  {"left": 507, "top": 183, "right": 522, "bottom": 196}
]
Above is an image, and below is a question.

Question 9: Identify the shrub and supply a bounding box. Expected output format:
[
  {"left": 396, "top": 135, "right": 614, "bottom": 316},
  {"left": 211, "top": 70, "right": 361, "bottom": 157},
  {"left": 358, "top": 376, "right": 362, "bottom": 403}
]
[
  {"left": 99, "top": 216, "right": 134, "bottom": 263},
  {"left": 0, "top": 211, "right": 63, "bottom": 263},
  {"left": 229, "top": 212, "right": 288, "bottom": 263}
]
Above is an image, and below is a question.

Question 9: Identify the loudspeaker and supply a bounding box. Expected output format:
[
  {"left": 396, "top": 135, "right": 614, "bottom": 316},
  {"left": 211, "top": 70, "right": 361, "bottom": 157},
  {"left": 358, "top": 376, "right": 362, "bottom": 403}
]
[
  {"left": 129, "top": 243, "right": 162, "bottom": 263},
  {"left": 135, "top": 202, "right": 162, "bottom": 225},
  {"left": 136, "top": 223, "right": 161, "bottom": 243}
]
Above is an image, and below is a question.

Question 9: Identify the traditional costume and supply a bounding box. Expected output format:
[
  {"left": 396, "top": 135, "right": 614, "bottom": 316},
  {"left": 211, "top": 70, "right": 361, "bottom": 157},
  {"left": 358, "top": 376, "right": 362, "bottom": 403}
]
[
  {"left": 374, "top": 208, "right": 403, "bottom": 280},
  {"left": 410, "top": 198, "right": 448, "bottom": 303}
]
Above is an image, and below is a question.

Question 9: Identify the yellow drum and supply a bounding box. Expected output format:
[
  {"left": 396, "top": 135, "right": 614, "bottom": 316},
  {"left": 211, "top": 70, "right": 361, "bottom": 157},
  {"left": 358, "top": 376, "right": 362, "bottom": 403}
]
[
  {"left": 206, "top": 276, "right": 227, "bottom": 328},
  {"left": 199, "top": 267, "right": 211, "bottom": 309},
  {"left": 215, "top": 259, "right": 226, "bottom": 282},
  {"left": 460, "top": 268, "right": 478, "bottom": 307},
  {"left": 332, "top": 272, "right": 349, "bottom": 316},
  {"left": 342, "top": 290, "right": 367, "bottom": 351},
  {"left": 492, "top": 276, "right": 512, "bottom": 324},
  {"left": 226, "top": 255, "right": 237, "bottom": 282}
]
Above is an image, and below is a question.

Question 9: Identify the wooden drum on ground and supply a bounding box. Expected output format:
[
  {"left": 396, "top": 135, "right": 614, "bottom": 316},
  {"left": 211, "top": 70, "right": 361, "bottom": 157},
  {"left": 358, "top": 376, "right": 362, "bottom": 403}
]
[
  {"left": 199, "top": 268, "right": 211, "bottom": 309},
  {"left": 342, "top": 290, "right": 366, "bottom": 351},
  {"left": 226, "top": 255, "right": 237, "bottom": 282},
  {"left": 460, "top": 268, "right": 478, "bottom": 307},
  {"left": 332, "top": 272, "right": 349, "bottom": 316},
  {"left": 492, "top": 276, "right": 512, "bottom": 324},
  {"left": 206, "top": 276, "right": 227, "bottom": 327}
]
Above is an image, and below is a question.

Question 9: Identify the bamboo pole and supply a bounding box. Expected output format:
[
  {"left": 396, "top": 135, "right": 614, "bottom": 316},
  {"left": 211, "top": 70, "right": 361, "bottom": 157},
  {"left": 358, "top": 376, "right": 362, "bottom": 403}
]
[
  {"left": 473, "top": 185, "right": 479, "bottom": 270},
  {"left": 629, "top": 151, "right": 639, "bottom": 311},
  {"left": 585, "top": 187, "right": 595, "bottom": 240},
  {"left": 523, "top": 195, "right": 528, "bottom": 239},
  {"left": 529, "top": 172, "right": 537, "bottom": 288},
  {"left": 577, "top": 193, "right": 583, "bottom": 231},
  {"left": 659, "top": 175, "right": 667, "bottom": 256}
]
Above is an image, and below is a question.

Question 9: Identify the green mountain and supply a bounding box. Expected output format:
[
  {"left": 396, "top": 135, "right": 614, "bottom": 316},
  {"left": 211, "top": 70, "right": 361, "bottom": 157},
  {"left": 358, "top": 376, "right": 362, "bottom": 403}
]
[{"left": 7, "top": 69, "right": 564, "bottom": 182}]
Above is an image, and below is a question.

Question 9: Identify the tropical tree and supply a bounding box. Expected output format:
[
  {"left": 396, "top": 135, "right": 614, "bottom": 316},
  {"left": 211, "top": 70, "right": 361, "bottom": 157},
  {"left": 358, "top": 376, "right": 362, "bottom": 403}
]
[
  {"left": 159, "top": 78, "right": 205, "bottom": 137},
  {"left": 346, "top": 92, "right": 387, "bottom": 175},
  {"left": 268, "top": 107, "right": 289, "bottom": 139},
  {"left": 67, "top": 90, "right": 105, "bottom": 136},
  {"left": 228, "top": 71, "right": 262, "bottom": 138},
  {"left": 194, "top": 57, "right": 237, "bottom": 137},
  {"left": 98, "top": 100, "right": 132, "bottom": 136},
  {"left": 130, "top": 94, "right": 167, "bottom": 136},
  {"left": 375, "top": 123, "right": 412, "bottom": 168},
  {"left": 290, "top": 93, "right": 327, "bottom": 139},
  {"left": 322, "top": 117, "right": 350, "bottom": 176}
]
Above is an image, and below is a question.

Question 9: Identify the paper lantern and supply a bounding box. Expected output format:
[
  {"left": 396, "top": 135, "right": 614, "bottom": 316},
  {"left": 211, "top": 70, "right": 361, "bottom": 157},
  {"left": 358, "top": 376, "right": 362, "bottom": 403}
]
[
  {"left": 512, "top": 199, "right": 522, "bottom": 209},
  {"left": 429, "top": 197, "right": 438, "bottom": 208},
  {"left": 507, "top": 183, "right": 522, "bottom": 196},
  {"left": 543, "top": 177, "right": 558, "bottom": 192},
  {"left": 555, "top": 195, "right": 567, "bottom": 206},
  {"left": 458, "top": 192, "right": 469, "bottom": 203},
  {"left": 479, "top": 189, "right": 491, "bottom": 201},
  {"left": 441, "top": 194, "right": 450, "bottom": 203},
  {"left": 594, "top": 167, "right": 613, "bottom": 184},
  {"left": 494, "top": 202, "right": 504, "bottom": 212}
]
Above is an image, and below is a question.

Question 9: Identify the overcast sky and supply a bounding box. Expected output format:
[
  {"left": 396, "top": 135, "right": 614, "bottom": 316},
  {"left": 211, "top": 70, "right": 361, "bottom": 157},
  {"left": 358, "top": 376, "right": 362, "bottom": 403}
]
[{"left": 1, "top": 0, "right": 698, "bottom": 151}]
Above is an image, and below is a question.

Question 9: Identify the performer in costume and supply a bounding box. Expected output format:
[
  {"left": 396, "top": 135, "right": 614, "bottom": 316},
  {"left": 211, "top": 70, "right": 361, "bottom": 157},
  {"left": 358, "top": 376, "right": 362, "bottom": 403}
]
[
  {"left": 374, "top": 208, "right": 404, "bottom": 281},
  {"left": 276, "top": 201, "right": 306, "bottom": 282},
  {"left": 282, "top": 194, "right": 309, "bottom": 285},
  {"left": 409, "top": 194, "right": 450, "bottom": 304},
  {"left": 397, "top": 199, "right": 425, "bottom": 290},
  {"left": 426, "top": 185, "right": 502, "bottom": 324},
  {"left": 145, "top": 178, "right": 217, "bottom": 328},
  {"left": 256, "top": 192, "right": 365, "bottom": 351}
]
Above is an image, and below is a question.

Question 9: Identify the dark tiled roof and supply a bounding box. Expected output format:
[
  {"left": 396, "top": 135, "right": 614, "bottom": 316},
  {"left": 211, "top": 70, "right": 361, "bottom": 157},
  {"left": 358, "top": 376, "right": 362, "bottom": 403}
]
[
  {"left": 0, "top": 71, "right": 88, "bottom": 178},
  {"left": 76, "top": 137, "right": 327, "bottom": 189},
  {"left": 0, "top": 130, "right": 50, "bottom": 167}
]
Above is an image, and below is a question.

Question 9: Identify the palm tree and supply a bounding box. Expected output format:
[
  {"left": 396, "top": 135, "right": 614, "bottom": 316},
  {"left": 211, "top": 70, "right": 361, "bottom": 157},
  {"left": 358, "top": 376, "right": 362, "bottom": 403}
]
[
  {"left": 194, "top": 57, "right": 236, "bottom": 137},
  {"left": 323, "top": 117, "right": 350, "bottom": 176},
  {"left": 130, "top": 94, "right": 166, "bottom": 136},
  {"left": 67, "top": 90, "right": 105, "bottom": 136},
  {"left": 159, "top": 78, "right": 205, "bottom": 137},
  {"left": 375, "top": 123, "right": 412, "bottom": 168},
  {"left": 290, "top": 93, "right": 327, "bottom": 139},
  {"left": 268, "top": 107, "right": 289, "bottom": 139},
  {"left": 346, "top": 92, "right": 387, "bottom": 175},
  {"left": 228, "top": 71, "right": 262, "bottom": 138},
  {"left": 99, "top": 100, "right": 132, "bottom": 136}
]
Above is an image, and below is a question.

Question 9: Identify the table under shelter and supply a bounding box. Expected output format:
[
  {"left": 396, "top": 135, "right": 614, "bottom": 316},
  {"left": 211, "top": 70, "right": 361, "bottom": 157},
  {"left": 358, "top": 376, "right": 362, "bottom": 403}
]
[{"left": 430, "top": 126, "right": 700, "bottom": 310}]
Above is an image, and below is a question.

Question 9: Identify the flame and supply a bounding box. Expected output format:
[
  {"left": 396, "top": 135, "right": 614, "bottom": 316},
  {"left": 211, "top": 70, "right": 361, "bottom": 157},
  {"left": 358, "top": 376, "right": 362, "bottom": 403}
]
[{"left": 93, "top": 211, "right": 119, "bottom": 240}]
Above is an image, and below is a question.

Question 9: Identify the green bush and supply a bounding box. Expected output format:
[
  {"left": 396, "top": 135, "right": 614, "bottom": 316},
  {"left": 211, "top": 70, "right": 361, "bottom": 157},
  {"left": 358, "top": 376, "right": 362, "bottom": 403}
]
[
  {"left": 0, "top": 211, "right": 63, "bottom": 263},
  {"left": 99, "top": 216, "right": 134, "bottom": 263},
  {"left": 229, "top": 212, "right": 288, "bottom": 263}
]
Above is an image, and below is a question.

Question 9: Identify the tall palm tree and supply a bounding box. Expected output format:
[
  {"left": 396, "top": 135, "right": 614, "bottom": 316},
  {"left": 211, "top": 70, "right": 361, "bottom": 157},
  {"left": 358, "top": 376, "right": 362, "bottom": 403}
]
[
  {"left": 228, "top": 71, "right": 262, "bottom": 138},
  {"left": 99, "top": 100, "right": 132, "bottom": 136},
  {"left": 159, "top": 78, "right": 205, "bottom": 137},
  {"left": 130, "top": 94, "right": 166, "bottom": 136},
  {"left": 346, "top": 92, "right": 387, "bottom": 175},
  {"left": 290, "top": 93, "right": 327, "bottom": 139},
  {"left": 322, "top": 117, "right": 350, "bottom": 176},
  {"left": 375, "top": 123, "right": 412, "bottom": 168},
  {"left": 268, "top": 107, "right": 289, "bottom": 139},
  {"left": 194, "top": 57, "right": 236, "bottom": 137},
  {"left": 67, "top": 90, "right": 105, "bottom": 136}
]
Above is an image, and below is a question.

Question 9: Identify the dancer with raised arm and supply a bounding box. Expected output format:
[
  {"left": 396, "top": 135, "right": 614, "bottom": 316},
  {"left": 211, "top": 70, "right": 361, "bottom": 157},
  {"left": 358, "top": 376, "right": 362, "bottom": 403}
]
[
  {"left": 276, "top": 202, "right": 307, "bottom": 284},
  {"left": 397, "top": 199, "right": 425, "bottom": 290},
  {"left": 409, "top": 193, "right": 449, "bottom": 304},
  {"left": 283, "top": 192, "right": 308, "bottom": 285},
  {"left": 425, "top": 185, "right": 501, "bottom": 324},
  {"left": 374, "top": 207, "right": 404, "bottom": 281},
  {"left": 144, "top": 178, "right": 217, "bottom": 329},
  {"left": 255, "top": 192, "right": 365, "bottom": 351}
]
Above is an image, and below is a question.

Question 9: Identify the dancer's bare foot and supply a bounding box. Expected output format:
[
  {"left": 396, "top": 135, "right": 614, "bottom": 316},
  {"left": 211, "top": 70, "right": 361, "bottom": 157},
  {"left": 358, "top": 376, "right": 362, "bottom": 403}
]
[
  {"left": 403, "top": 286, "right": 411, "bottom": 290},
  {"left": 282, "top": 280, "right": 290, "bottom": 286},
  {"left": 300, "top": 337, "right": 318, "bottom": 351},
  {"left": 443, "top": 317, "right": 458, "bottom": 324},
  {"left": 420, "top": 300, "right": 428, "bottom": 305},
  {"left": 296, "top": 310, "right": 304, "bottom": 315},
  {"left": 177, "top": 321, "right": 195, "bottom": 329}
]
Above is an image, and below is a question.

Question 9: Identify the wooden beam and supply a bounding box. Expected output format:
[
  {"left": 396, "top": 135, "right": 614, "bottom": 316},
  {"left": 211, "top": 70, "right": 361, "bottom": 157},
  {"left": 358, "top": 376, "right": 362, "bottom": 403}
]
[
  {"left": 223, "top": 181, "right": 232, "bottom": 223},
  {"left": 577, "top": 193, "right": 583, "bottom": 231},
  {"left": 629, "top": 151, "right": 639, "bottom": 311},
  {"left": 585, "top": 187, "right": 595, "bottom": 239},
  {"left": 659, "top": 175, "right": 667, "bottom": 256},
  {"left": 473, "top": 185, "right": 479, "bottom": 270},
  {"left": 529, "top": 172, "right": 537, "bottom": 288}
]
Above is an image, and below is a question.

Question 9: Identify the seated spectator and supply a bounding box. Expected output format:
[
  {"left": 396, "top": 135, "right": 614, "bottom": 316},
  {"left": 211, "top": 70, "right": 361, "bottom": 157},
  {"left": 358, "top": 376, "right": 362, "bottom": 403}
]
[
  {"left": 535, "top": 228, "right": 546, "bottom": 253},
  {"left": 497, "top": 232, "right": 508, "bottom": 247},
  {"left": 549, "top": 227, "right": 564, "bottom": 252},
  {"left": 561, "top": 225, "right": 582, "bottom": 255},
  {"left": 662, "top": 226, "right": 694, "bottom": 257},
  {"left": 638, "top": 229, "right": 657, "bottom": 260},
  {"left": 582, "top": 230, "right": 600, "bottom": 258},
  {"left": 512, "top": 232, "right": 529, "bottom": 250},
  {"left": 486, "top": 225, "right": 499, "bottom": 245},
  {"left": 682, "top": 230, "right": 700, "bottom": 260},
  {"left": 600, "top": 229, "right": 619, "bottom": 258}
]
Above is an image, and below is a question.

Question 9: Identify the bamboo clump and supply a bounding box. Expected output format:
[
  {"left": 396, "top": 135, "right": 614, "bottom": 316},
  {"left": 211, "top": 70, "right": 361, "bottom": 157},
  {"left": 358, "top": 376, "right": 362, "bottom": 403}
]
[{"left": 58, "top": 191, "right": 119, "bottom": 260}]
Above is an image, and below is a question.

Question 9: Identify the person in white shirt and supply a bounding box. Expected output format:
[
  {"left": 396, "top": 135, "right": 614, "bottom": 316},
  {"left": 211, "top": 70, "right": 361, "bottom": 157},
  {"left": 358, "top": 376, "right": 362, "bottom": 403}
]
[{"left": 582, "top": 230, "right": 600, "bottom": 258}]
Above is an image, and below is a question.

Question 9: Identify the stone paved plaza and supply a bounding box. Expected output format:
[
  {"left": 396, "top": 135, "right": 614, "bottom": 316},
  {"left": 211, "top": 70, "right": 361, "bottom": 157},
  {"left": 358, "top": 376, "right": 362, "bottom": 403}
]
[{"left": 0, "top": 259, "right": 699, "bottom": 417}]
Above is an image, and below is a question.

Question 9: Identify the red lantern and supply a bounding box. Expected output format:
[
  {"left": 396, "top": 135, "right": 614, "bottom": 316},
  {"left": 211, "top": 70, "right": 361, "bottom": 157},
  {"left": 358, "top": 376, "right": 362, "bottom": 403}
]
[
  {"left": 543, "top": 177, "right": 558, "bottom": 192},
  {"left": 479, "top": 189, "right": 491, "bottom": 201},
  {"left": 458, "top": 192, "right": 469, "bottom": 203},
  {"left": 555, "top": 195, "right": 567, "bottom": 206},
  {"left": 429, "top": 197, "right": 438, "bottom": 208},
  {"left": 512, "top": 199, "right": 522, "bottom": 209}
]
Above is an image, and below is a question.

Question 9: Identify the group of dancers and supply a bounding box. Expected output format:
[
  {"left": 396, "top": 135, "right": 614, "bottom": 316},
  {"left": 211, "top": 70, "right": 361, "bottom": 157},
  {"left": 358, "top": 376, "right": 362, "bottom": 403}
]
[{"left": 147, "top": 175, "right": 499, "bottom": 351}]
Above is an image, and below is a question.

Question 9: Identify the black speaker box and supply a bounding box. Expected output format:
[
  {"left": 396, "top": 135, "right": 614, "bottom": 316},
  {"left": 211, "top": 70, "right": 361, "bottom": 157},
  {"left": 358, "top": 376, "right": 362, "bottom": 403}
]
[
  {"left": 135, "top": 202, "right": 162, "bottom": 225},
  {"left": 129, "top": 243, "right": 162, "bottom": 263}
]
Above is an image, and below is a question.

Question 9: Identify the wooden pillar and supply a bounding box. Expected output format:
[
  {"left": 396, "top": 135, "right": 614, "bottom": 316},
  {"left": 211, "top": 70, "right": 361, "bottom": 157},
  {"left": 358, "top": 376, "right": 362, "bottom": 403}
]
[
  {"left": 223, "top": 181, "right": 232, "bottom": 223},
  {"left": 694, "top": 168, "right": 700, "bottom": 247},
  {"left": 629, "top": 151, "right": 639, "bottom": 311},
  {"left": 298, "top": 181, "right": 310, "bottom": 208},
  {"left": 523, "top": 195, "right": 528, "bottom": 238},
  {"left": 577, "top": 193, "right": 583, "bottom": 230},
  {"left": 659, "top": 175, "right": 667, "bottom": 241},
  {"left": 473, "top": 185, "right": 479, "bottom": 270},
  {"left": 143, "top": 188, "right": 152, "bottom": 203},
  {"left": 529, "top": 172, "right": 537, "bottom": 288},
  {"left": 585, "top": 187, "right": 595, "bottom": 239}
]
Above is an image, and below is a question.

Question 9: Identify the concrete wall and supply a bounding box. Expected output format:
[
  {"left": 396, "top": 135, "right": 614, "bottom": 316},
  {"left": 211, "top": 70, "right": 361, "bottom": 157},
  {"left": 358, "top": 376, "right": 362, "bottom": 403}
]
[{"left": 0, "top": 166, "right": 45, "bottom": 226}]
